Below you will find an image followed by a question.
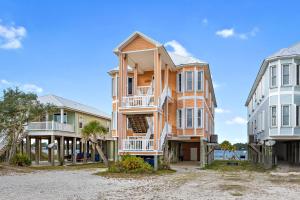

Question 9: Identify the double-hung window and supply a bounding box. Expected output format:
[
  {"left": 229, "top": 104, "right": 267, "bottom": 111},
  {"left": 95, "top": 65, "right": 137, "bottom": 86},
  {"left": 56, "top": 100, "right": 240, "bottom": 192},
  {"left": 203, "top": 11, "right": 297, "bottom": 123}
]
[
  {"left": 197, "top": 109, "right": 203, "bottom": 128},
  {"left": 186, "top": 108, "right": 193, "bottom": 128},
  {"left": 177, "top": 73, "right": 182, "bottom": 92},
  {"left": 127, "top": 77, "right": 133, "bottom": 95},
  {"left": 297, "top": 65, "right": 300, "bottom": 86},
  {"left": 282, "top": 64, "right": 290, "bottom": 86},
  {"left": 270, "top": 66, "right": 277, "bottom": 87},
  {"left": 271, "top": 106, "right": 277, "bottom": 127},
  {"left": 197, "top": 71, "right": 203, "bottom": 91},
  {"left": 185, "top": 71, "right": 193, "bottom": 91},
  {"left": 282, "top": 105, "right": 290, "bottom": 126},
  {"left": 177, "top": 109, "right": 182, "bottom": 128},
  {"left": 297, "top": 105, "right": 300, "bottom": 126}
]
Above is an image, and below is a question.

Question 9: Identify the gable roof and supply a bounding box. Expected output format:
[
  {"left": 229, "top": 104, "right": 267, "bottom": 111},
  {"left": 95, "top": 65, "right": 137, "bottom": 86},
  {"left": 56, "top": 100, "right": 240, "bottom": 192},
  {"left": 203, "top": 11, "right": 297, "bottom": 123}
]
[
  {"left": 267, "top": 42, "right": 300, "bottom": 59},
  {"left": 113, "top": 31, "right": 162, "bottom": 54},
  {"left": 168, "top": 52, "right": 208, "bottom": 66},
  {"left": 38, "top": 95, "right": 110, "bottom": 120}
]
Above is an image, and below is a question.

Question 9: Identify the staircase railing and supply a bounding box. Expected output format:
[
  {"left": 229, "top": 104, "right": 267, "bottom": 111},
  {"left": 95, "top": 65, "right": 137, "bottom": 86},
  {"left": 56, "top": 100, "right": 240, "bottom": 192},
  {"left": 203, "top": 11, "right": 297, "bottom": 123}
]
[
  {"left": 145, "top": 117, "right": 153, "bottom": 140},
  {"left": 160, "top": 123, "right": 172, "bottom": 150},
  {"left": 159, "top": 86, "right": 172, "bottom": 108}
]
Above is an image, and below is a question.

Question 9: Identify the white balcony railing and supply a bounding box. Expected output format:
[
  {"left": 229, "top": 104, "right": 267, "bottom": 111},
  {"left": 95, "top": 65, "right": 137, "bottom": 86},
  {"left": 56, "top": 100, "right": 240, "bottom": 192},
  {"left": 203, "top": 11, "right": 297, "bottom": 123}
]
[
  {"left": 122, "top": 95, "right": 154, "bottom": 108},
  {"left": 27, "top": 121, "right": 75, "bottom": 133},
  {"left": 122, "top": 139, "right": 155, "bottom": 151}
]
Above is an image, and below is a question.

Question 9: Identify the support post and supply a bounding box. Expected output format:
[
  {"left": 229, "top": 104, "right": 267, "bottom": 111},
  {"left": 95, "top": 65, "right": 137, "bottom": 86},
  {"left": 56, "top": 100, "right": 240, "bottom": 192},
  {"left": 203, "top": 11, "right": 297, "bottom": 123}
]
[
  {"left": 200, "top": 138, "right": 206, "bottom": 169},
  {"left": 50, "top": 135, "right": 55, "bottom": 166},
  {"left": 26, "top": 136, "right": 31, "bottom": 159},
  {"left": 60, "top": 108, "right": 64, "bottom": 124},
  {"left": 72, "top": 137, "right": 77, "bottom": 164},
  {"left": 154, "top": 155, "right": 158, "bottom": 171},
  {"left": 35, "top": 138, "right": 39, "bottom": 165},
  {"left": 60, "top": 136, "right": 64, "bottom": 165},
  {"left": 48, "top": 138, "right": 51, "bottom": 163},
  {"left": 66, "top": 139, "right": 70, "bottom": 156},
  {"left": 91, "top": 143, "right": 96, "bottom": 162},
  {"left": 83, "top": 140, "right": 87, "bottom": 163}
]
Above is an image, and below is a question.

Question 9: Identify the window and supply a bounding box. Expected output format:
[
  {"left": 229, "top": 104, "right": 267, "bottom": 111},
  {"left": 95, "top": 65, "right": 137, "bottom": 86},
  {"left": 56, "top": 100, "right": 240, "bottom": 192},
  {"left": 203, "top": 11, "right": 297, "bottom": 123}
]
[
  {"left": 282, "top": 64, "right": 290, "bottom": 86},
  {"left": 197, "top": 71, "right": 203, "bottom": 91},
  {"left": 112, "top": 78, "right": 115, "bottom": 97},
  {"left": 127, "top": 77, "right": 133, "bottom": 95},
  {"left": 177, "top": 109, "right": 182, "bottom": 128},
  {"left": 297, "top": 65, "right": 300, "bottom": 86},
  {"left": 177, "top": 73, "right": 182, "bottom": 92},
  {"left": 185, "top": 71, "right": 193, "bottom": 91},
  {"left": 206, "top": 80, "right": 209, "bottom": 98},
  {"left": 297, "top": 106, "right": 300, "bottom": 126},
  {"left": 197, "top": 109, "right": 203, "bottom": 128},
  {"left": 186, "top": 108, "right": 193, "bottom": 128},
  {"left": 282, "top": 105, "right": 290, "bottom": 126},
  {"left": 270, "top": 66, "right": 277, "bottom": 87},
  {"left": 112, "top": 112, "right": 117, "bottom": 130},
  {"left": 271, "top": 106, "right": 277, "bottom": 127},
  {"left": 53, "top": 113, "right": 67, "bottom": 124}
]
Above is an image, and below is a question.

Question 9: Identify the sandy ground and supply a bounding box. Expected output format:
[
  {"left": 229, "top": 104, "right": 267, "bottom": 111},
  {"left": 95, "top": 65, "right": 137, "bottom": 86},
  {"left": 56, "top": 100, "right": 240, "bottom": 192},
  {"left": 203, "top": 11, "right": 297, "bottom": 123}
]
[{"left": 1, "top": 163, "right": 300, "bottom": 200}]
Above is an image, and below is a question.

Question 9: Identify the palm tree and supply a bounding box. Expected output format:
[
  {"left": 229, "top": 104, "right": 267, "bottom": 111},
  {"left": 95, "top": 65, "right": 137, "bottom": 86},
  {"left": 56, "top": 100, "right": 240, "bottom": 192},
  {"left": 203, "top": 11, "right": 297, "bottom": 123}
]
[{"left": 81, "top": 120, "right": 109, "bottom": 167}]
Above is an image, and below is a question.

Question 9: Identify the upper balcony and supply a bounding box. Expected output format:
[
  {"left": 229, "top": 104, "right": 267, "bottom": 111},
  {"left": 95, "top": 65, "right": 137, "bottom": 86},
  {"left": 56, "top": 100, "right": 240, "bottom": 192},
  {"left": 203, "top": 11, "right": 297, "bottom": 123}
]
[
  {"left": 122, "top": 85, "right": 155, "bottom": 108},
  {"left": 27, "top": 121, "right": 75, "bottom": 133}
]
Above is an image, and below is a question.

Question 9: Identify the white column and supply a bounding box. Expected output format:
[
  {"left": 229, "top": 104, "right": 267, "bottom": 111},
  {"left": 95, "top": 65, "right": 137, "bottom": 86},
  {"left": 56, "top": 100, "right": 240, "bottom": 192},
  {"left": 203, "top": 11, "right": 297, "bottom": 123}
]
[{"left": 60, "top": 108, "right": 64, "bottom": 124}]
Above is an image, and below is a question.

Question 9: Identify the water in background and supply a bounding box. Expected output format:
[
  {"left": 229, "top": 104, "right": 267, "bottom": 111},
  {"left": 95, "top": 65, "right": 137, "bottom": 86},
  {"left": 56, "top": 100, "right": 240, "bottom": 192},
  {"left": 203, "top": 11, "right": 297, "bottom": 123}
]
[{"left": 214, "top": 150, "right": 248, "bottom": 160}]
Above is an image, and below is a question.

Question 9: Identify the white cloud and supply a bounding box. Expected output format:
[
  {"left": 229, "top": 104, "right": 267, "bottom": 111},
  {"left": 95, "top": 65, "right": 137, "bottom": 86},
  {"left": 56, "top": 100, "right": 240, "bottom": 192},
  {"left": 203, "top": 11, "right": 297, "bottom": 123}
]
[
  {"left": 21, "top": 84, "right": 43, "bottom": 93},
  {"left": 213, "top": 81, "right": 221, "bottom": 88},
  {"left": 216, "top": 27, "right": 259, "bottom": 40},
  {"left": 216, "top": 28, "right": 235, "bottom": 38},
  {"left": 202, "top": 18, "right": 208, "bottom": 25},
  {"left": 0, "top": 21, "right": 26, "bottom": 49},
  {"left": 226, "top": 117, "right": 247, "bottom": 125},
  {"left": 0, "top": 79, "right": 11, "bottom": 85},
  {"left": 165, "top": 40, "right": 191, "bottom": 57},
  {"left": 0, "top": 79, "right": 43, "bottom": 94},
  {"left": 215, "top": 108, "right": 231, "bottom": 114}
]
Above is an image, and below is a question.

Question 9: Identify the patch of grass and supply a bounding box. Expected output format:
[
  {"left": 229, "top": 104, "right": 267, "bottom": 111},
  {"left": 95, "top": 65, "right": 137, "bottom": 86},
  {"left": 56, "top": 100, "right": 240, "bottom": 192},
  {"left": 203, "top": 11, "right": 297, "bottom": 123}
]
[
  {"left": 29, "top": 163, "right": 106, "bottom": 171},
  {"left": 220, "top": 184, "right": 246, "bottom": 196},
  {"left": 96, "top": 169, "right": 176, "bottom": 179},
  {"left": 205, "top": 160, "right": 267, "bottom": 172}
]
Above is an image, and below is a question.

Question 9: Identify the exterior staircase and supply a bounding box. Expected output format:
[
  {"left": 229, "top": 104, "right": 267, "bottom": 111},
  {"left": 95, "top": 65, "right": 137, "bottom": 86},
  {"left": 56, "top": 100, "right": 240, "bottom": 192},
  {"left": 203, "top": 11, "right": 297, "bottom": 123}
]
[
  {"left": 160, "top": 86, "right": 172, "bottom": 108},
  {"left": 127, "top": 115, "right": 149, "bottom": 133}
]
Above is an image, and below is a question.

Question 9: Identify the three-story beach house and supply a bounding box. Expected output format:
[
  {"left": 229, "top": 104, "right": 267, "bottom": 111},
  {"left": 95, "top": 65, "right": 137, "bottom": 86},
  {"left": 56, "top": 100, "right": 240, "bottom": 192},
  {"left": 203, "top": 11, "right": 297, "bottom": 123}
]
[
  {"left": 246, "top": 42, "right": 300, "bottom": 168},
  {"left": 109, "top": 32, "right": 217, "bottom": 168}
]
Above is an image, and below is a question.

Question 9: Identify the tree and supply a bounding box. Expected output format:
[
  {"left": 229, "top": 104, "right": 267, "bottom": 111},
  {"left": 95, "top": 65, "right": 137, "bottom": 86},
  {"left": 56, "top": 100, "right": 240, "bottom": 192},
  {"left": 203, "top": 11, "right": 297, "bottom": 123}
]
[
  {"left": 219, "top": 140, "right": 232, "bottom": 160},
  {"left": 81, "top": 120, "right": 109, "bottom": 167},
  {"left": 0, "top": 88, "right": 54, "bottom": 162}
]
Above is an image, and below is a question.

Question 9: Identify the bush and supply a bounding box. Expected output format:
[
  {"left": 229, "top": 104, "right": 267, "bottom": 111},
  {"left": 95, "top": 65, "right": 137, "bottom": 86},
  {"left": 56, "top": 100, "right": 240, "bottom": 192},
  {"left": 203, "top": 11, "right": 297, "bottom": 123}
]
[
  {"left": 108, "top": 155, "right": 153, "bottom": 173},
  {"left": 10, "top": 153, "right": 31, "bottom": 166}
]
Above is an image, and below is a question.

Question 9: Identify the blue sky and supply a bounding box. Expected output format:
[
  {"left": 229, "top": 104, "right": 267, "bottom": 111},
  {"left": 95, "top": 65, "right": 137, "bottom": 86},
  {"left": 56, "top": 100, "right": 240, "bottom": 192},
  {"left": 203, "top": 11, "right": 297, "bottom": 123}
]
[{"left": 1, "top": 0, "right": 300, "bottom": 143}]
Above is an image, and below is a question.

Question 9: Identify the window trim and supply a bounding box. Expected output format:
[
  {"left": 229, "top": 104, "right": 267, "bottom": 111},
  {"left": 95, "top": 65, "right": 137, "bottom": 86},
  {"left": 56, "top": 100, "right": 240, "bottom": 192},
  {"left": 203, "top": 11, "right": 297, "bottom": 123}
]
[
  {"left": 271, "top": 106, "right": 277, "bottom": 127},
  {"left": 282, "top": 105, "right": 290, "bottom": 127},
  {"left": 127, "top": 77, "right": 134, "bottom": 96},
  {"left": 197, "top": 71, "right": 204, "bottom": 91},
  {"left": 270, "top": 65, "right": 277, "bottom": 88},
  {"left": 177, "top": 109, "right": 183, "bottom": 129},
  {"left": 185, "top": 108, "right": 193, "bottom": 129},
  {"left": 296, "top": 105, "right": 300, "bottom": 127},
  {"left": 281, "top": 64, "right": 291, "bottom": 86},
  {"left": 185, "top": 71, "right": 193, "bottom": 92},
  {"left": 197, "top": 108, "right": 203, "bottom": 128}
]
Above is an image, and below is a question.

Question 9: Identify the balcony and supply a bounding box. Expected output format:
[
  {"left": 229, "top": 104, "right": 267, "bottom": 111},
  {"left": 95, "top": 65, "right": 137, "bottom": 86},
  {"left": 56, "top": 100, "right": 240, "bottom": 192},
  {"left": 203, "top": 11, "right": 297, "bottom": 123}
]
[
  {"left": 27, "top": 121, "right": 75, "bottom": 133},
  {"left": 122, "top": 139, "right": 156, "bottom": 151},
  {"left": 122, "top": 85, "right": 155, "bottom": 108}
]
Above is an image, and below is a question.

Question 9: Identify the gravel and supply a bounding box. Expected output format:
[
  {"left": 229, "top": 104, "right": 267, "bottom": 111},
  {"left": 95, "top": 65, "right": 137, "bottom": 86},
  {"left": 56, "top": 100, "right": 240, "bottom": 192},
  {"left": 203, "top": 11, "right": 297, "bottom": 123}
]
[{"left": 1, "top": 163, "right": 300, "bottom": 200}]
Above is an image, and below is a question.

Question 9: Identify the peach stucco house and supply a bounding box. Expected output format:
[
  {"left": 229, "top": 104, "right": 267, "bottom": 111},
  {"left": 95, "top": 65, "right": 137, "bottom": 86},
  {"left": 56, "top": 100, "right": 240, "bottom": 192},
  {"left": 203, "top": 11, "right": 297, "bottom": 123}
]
[{"left": 108, "top": 32, "right": 217, "bottom": 169}]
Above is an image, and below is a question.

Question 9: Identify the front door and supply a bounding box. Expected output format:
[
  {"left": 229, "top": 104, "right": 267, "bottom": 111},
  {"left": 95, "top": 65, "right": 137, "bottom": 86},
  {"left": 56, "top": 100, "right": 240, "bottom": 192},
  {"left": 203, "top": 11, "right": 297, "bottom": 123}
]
[{"left": 190, "top": 148, "right": 197, "bottom": 161}]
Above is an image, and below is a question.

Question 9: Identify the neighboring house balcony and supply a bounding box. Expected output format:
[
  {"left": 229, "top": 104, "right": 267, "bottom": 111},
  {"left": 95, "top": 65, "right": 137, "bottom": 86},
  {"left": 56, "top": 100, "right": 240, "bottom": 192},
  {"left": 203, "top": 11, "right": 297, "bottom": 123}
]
[{"left": 26, "top": 121, "right": 76, "bottom": 137}]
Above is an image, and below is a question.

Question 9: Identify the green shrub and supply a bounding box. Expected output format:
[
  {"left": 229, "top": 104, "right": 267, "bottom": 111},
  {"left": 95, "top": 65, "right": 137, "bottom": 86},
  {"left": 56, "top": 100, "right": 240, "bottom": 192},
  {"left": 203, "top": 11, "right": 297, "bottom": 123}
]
[
  {"left": 108, "top": 155, "right": 153, "bottom": 173},
  {"left": 10, "top": 153, "right": 31, "bottom": 166}
]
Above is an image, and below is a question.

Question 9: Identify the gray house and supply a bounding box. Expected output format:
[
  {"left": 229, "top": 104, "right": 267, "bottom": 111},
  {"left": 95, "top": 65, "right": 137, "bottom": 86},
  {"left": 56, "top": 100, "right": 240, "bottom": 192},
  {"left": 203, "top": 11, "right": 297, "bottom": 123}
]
[{"left": 246, "top": 43, "right": 300, "bottom": 168}]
